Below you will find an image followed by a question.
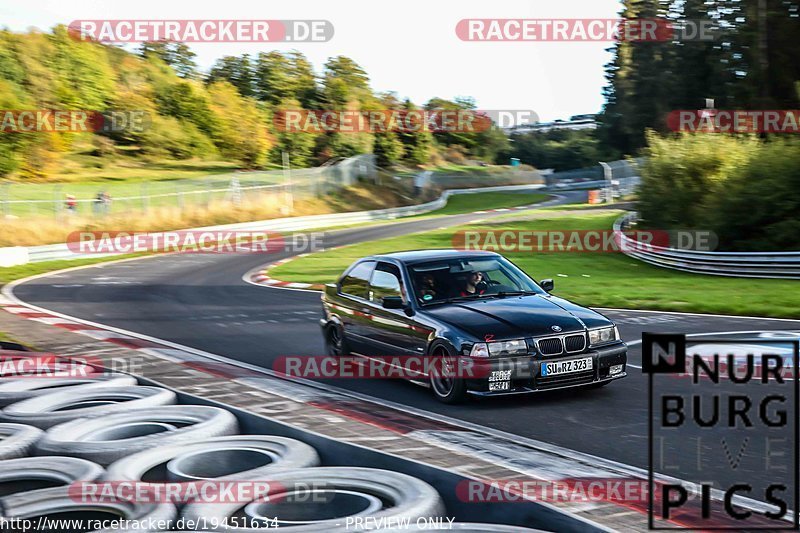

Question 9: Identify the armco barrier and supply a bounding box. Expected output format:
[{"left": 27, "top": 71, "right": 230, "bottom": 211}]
[
  {"left": 0, "top": 247, "right": 28, "bottom": 268},
  {"left": 3, "top": 183, "right": 546, "bottom": 265},
  {"left": 614, "top": 213, "right": 800, "bottom": 279}
]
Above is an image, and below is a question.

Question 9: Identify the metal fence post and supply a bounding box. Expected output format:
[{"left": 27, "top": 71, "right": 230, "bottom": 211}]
[
  {"left": 142, "top": 183, "right": 149, "bottom": 213},
  {"left": 282, "top": 151, "right": 294, "bottom": 213},
  {"left": 0, "top": 182, "right": 8, "bottom": 218}
]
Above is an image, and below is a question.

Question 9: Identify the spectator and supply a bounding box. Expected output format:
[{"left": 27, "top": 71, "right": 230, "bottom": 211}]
[
  {"left": 93, "top": 192, "right": 103, "bottom": 216},
  {"left": 101, "top": 191, "right": 112, "bottom": 214},
  {"left": 65, "top": 194, "right": 77, "bottom": 214}
]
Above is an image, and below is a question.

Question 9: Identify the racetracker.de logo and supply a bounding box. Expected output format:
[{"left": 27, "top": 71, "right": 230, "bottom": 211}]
[
  {"left": 68, "top": 20, "right": 333, "bottom": 43},
  {"left": 273, "top": 355, "right": 498, "bottom": 380},
  {"left": 456, "top": 19, "right": 717, "bottom": 42},
  {"left": 0, "top": 353, "right": 101, "bottom": 378},
  {"left": 273, "top": 110, "right": 538, "bottom": 134},
  {"left": 456, "top": 478, "right": 649, "bottom": 503},
  {"left": 452, "top": 229, "right": 718, "bottom": 253},
  {"left": 69, "top": 481, "right": 280, "bottom": 504},
  {"left": 668, "top": 110, "right": 800, "bottom": 134},
  {"left": 0, "top": 110, "right": 148, "bottom": 134},
  {"left": 66, "top": 231, "right": 292, "bottom": 255}
]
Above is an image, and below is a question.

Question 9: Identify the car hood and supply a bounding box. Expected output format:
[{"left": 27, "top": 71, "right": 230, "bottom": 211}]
[{"left": 423, "top": 294, "right": 612, "bottom": 339}]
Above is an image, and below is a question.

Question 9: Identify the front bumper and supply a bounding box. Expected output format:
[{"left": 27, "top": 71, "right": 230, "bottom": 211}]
[{"left": 463, "top": 342, "right": 628, "bottom": 396}]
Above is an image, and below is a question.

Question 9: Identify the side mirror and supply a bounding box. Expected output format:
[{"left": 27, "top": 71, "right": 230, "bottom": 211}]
[
  {"left": 383, "top": 296, "right": 415, "bottom": 316},
  {"left": 382, "top": 296, "right": 405, "bottom": 309},
  {"left": 540, "top": 279, "right": 554, "bottom": 292}
]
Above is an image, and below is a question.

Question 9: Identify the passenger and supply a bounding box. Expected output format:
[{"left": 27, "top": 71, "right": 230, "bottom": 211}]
[
  {"left": 460, "top": 271, "right": 486, "bottom": 296},
  {"left": 418, "top": 273, "right": 439, "bottom": 300}
]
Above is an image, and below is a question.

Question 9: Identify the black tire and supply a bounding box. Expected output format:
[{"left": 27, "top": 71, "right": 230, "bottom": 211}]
[
  {"left": 0, "top": 456, "right": 104, "bottom": 498},
  {"left": 0, "top": 423, "right": 42, "bottom": 460},
  {"left": 35, "top": 406, "right": 239, "bottom": 466},
  {"left": 325, "top": 323, "right": 350, "bottom": 358},
  {"left": 1, "top": 386, "right": 177, "bottom": 429},
  {"left": 428, "top": 344, "right": 468, "bottom": 404},
  {"left": 0, "top": 375, "right": 138, "bottom": 408},
  {"left": 105, "top": 435, "right": 320, "bottom": 483},
  {"left": 0, "top": 486, "right": 175, "bottom": 532},
  {"left": 180, "top": 466, "right": 445, "bottom": 532}
]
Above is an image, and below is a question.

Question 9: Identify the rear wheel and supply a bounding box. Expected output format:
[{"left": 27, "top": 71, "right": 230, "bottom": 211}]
[
  {"left": 326, "top": 324, "right": 350, "bottom": 358},
  {"left": 429, "top": 345, "right": 467, "bottom": 404}
]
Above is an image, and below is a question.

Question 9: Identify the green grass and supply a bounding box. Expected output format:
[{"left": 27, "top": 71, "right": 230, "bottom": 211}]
[
  {"left": 269, "top": 210, "right": 800, "bottom": 318},
  {"left": 425, "top": 192, "right": 548, "bottom": 216},
  {"left": 431, "top": 164, "right": 491, "bottom": 174},
  {"left": 0, "top": 191, "right": 553, "bottom": 284},
  {"left": 2, "top": 157, "right": 289, "bottom": 217},
  {"left": 0, "top": 255, "right": 146, "bottom": 285}
]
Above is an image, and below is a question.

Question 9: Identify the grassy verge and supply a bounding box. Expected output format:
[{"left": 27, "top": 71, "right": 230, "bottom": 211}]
[
  {"left": 269, "top": 210, "right": 800, "bottom": 318},
  {"left": 0, "top": 180, "right": 419, "bottom": 247},
  {"left": 422, "top": 192, "right": 548, "bottom": 216},
  {"left": 0, "top": 255, "right": 146, "bottom": 285},
  {"left": 0, "top": 331, "right": 30, "bottom": 350},
  {"left": 0, "top": 191, "right": 552, "bottom": 285}
]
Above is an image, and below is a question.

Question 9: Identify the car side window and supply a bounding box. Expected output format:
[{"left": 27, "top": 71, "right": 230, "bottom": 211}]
[
  {"left": 339, "top": 261, "right": 375, "bottom": 299},
  {"left": 368, "top": 263, "right": 403, "bottom": 304}
]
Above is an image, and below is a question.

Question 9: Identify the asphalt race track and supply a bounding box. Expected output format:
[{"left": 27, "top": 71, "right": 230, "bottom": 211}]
[{"left": 11, "top": 190, "right": 800, "bottom": 507}]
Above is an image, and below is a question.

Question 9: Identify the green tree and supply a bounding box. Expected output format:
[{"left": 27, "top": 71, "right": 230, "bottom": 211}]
[
  {"left": 254, "top": 51, "right": 294, "bottom": 105},
  {"left": 373, "top": 132, "right": 404, "bottom": 168},
  {"left": 288, "top": 51, "right": 318, "bottom": 108},
  {"left": 270, "top": 98, "right": 317, "bottom": 167},
  {"left": 396, "top": 99, "right": 432, "bottom": 165},
  {"left": 207, "top": 81, "right": 269, "bottom": 167},
  {"left": 322, "top": 56, "right": 371, "bottom": 109},
  {"left": 208, "top": 55, "right": 255, "bottom": 97},
  {"left": 140, "top": 41, "right": 197, "bottom": 79}
]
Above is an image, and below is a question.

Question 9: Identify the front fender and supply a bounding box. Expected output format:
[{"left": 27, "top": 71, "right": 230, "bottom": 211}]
[{"left": 426, "top": 337, "right": 459, "bottom": 357}]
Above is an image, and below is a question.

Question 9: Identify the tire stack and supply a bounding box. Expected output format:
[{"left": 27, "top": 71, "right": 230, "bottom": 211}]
[{"left": 0, "top": 369, "right": 540, "bottom": 532}]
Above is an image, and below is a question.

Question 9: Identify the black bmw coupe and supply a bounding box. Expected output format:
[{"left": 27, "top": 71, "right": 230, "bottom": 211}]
[{"left": 320, "top": 249, "right": 627, "bottom": 403}]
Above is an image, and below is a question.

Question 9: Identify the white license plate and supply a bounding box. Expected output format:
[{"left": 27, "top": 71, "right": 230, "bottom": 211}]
[
  {"left": 489, "top": 380, "right": 510, "bottom": 391},
  {"left": 541, "top": 357, "right": 593, "bottom": 377}
]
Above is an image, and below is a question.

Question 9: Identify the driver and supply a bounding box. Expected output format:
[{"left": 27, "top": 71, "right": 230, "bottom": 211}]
[{"left": 460, "top": 271, "right": 486, "bottom": 296}]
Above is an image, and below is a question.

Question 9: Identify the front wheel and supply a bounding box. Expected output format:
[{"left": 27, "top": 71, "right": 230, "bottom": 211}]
[{"left": 428, "top": 345, "right": 468, "bottom": 404}]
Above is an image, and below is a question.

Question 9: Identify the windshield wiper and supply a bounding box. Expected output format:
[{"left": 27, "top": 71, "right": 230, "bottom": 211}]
[
  {"left": 446, "top": 294, "right": 483, "bottom": 302},
  {"left": 422, "top": 291, "right": 537, "bottom": 305},
  {"left": 495, "top": 290, "right": 538, "bottom": 297}
]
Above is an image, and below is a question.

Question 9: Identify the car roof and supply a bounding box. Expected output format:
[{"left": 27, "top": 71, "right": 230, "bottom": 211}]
[{"left": 368, "top": 249, "right": 500, "bottom": 264}]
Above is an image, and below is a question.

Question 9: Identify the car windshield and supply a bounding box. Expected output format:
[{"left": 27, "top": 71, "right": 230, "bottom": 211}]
[{"left": 408, "top": 256, "right": 544, "bottom": 304}]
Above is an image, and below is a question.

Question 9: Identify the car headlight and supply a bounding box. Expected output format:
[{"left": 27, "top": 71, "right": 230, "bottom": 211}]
[
  {"left": 470, "top": 339, "right": 528, "bottom": 358},
  {"left": 588, "top": 326, "right": 619, "bottom": 346}
]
